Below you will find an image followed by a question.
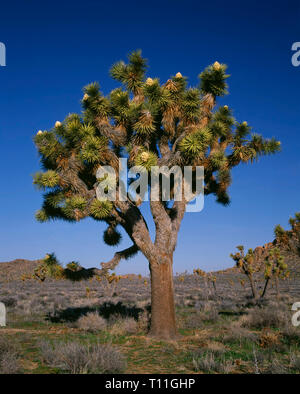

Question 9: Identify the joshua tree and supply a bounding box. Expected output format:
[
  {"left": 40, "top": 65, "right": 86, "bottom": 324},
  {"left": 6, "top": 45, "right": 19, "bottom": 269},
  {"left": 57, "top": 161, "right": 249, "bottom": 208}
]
[
  {"left": 208, "top": 273, "right": 217, "bottom": 296},
  {"left": 34, "top": 253, "right": 63, "bottom": 281},
  {"left": 230, "top": 245, "right": 260, "bottom": 299},
  {"left": 193, "top": 268, "right": 217, "bottom": 298},
  {"left": 33, "top": 50, "right": 280, "bottom": 339},
  {"left": 261, "top": 247, "right": 289, "bottom": 298},
  {"left": 193, "top": 268, "right": 210, "bottom": 300}
]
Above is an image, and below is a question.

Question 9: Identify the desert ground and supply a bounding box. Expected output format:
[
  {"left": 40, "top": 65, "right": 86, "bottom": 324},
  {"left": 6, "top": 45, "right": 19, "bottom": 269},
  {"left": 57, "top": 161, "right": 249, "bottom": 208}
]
[{"left": 0, "top": 251, "right": 299, "bottom": 374}]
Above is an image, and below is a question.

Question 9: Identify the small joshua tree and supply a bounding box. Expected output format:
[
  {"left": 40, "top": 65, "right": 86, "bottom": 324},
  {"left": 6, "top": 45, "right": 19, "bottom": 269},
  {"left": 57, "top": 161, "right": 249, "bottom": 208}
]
[
  {"left": 33, "top": 51, "right": 280, "bottom": 339},
  {"left": 34, "top": 253, "right": 64, "bottom": 281},
  {"left": 261, "top": 247, "right": 289, "bottom": 298},
  {"left": 101, "top": 271, "right": 122, "bottom": 298},
  {"left": 193, "top": 268, "right": 217, "bottom": 298},
  {"left": 194, "top": 268, "right": 210, "bottom": 299},
  {"left": 274, "top": 212, "right": 300, "bottom": 255},
  {"left": 208, "top": 273, "right": 217, "bottom": 296},
  {"left": 230, "top": 246, "right": 260, "bottom": 299}
]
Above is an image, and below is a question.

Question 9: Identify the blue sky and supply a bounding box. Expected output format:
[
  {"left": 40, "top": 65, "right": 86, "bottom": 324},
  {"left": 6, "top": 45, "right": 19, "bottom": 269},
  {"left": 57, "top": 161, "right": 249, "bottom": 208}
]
[{"left": 0, "top": 1, "right": 299, "bottom": 275}]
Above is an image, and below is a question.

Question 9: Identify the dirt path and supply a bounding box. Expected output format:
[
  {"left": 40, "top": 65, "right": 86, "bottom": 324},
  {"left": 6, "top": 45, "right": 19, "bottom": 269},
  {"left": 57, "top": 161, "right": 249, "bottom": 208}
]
[{"left": 0, "top": 327, "right": 78, "bottom": 335}]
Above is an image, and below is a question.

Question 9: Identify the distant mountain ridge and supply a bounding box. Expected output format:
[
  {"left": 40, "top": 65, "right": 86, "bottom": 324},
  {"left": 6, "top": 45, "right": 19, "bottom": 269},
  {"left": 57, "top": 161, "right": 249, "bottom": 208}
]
[
  {"left": 0, "top": 259, "right": 139, "bottom": 282},
  {"left": 1, "top": 249, "right": 299, "bottom": 284},
  {"left": 0, "top": 259, "right": 41, "bottom": 282}
]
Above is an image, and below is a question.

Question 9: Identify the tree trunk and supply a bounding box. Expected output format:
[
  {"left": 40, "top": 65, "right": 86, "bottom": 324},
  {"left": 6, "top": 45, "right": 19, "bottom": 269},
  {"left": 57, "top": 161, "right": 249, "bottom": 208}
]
[
  {"left": 261, "top": 278, "right": 269, "bottom": 299},
  {"left": 275, "top": 276, "right": 280, "bottom": 298},
  {"left": 212, "top": 280, "right": 217, "bottom": 296},
  {"left": 204, "top": 276, "right": 210, "bottom": 301},
  {"left": 148, "top": 253, "right": 177, "bottom": 340},
  {"left": 248, "top": 274, "right": 257, "bottom": 299}
]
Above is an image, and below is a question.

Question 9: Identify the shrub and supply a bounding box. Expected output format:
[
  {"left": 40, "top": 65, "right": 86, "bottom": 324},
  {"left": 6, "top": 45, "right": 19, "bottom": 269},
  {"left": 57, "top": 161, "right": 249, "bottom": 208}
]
[
  {"left": 192, "top": 351, "right": 234, "bottom": 374},
  {"left": 204, "top": 308, "right": 219, "bottom": 323},
  {"left": 120, "top": 317, "right": 138, "bottom": 334},
  {"left": 194, "top": 342, "right": 226, "bottom": 356},
  {"left": 0, "top": 352, "right": 21, "bottom": 374},
  {"left": 183, "top": 312, "right": 204, "bottom": 329},
  {"left": 109, "top": 315, "right": 138, "bottom": 335},
  {"left": 0, "top": 338, "right": 20, "bottom": 374},
  {"left": 137, "top": 310, "right": 150, "bottom": 331},
  {"left": 222, "top": 324, "right": 258, "bottom": 344},
  {"left": 39, "top": 340, "right": 126, "bottom": 374},
  {"left": 240, "top": 306, "right": 289, "bottom": 329},
  {"left": 281, "top": 326, "right": 300, "bottom": 344},
  {"left": 265, "top": 358, "right": 288, "bottom": 374},
  {"left": 77, "top": 312, "right": 107, "bottom": 332},
  {"left": 259, "top": 330, "right": 281, "bottom": 348},
  {"left": 290, "top": 353, "right": 300, "bottom": 372}
]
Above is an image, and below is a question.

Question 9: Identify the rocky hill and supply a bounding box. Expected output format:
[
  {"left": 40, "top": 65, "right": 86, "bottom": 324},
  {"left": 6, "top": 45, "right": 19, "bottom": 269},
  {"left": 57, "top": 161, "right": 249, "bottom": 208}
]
[{"left": 0, "top": 259, "right": 41, "bottom": 283}]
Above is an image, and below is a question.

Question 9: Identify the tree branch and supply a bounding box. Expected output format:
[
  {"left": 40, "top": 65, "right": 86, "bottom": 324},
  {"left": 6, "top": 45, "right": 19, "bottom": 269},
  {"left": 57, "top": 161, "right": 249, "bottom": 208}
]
[
  {"left": 169, "top": 198, "right": 186, "bottom": 252},
  {"left": 100, "top": 244, "right": 139, "bottom": 271},
  {"left": 95, "top": 119, "right": 127, "bottom": 146}
]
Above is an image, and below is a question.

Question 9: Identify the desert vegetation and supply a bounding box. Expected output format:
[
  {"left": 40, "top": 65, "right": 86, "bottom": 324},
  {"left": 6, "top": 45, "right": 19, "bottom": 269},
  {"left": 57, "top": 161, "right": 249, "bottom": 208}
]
[
  {"left": 1, "top": 50, "right": 298, "bottom": 373},
  {"left": 0, "top": 227, "right": 299, "bottom": 374}
]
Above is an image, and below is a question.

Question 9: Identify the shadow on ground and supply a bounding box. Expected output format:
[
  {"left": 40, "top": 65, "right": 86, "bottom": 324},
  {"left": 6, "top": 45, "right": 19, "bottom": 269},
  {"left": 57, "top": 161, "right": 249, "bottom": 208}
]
[{"left": 47, "top": 301, "right": 144, "bottom": 323}]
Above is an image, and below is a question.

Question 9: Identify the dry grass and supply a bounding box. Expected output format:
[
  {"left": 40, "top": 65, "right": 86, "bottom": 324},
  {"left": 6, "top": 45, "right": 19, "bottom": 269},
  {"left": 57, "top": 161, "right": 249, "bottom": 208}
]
[
  {"left": 192, "top": 350, "right": 234, "bottom": 374},
  {"left": 39, "top": 340, "right": 126, "bottom": 374},
  {"left": 0, "top": 253, "right": 299, "bottom": 374},
  {"left": 0, "top": 337, "right": 20, "bottom": 374},
  {"left": 239, "top": 304, "right": 290, "bottom": 329},
  {"left": 290, "top": 353, "right": 300, "bottom": 372},
  {"left": 109, "top": 316, "right": 139, "bottom": 335},
  {"left": 259, "top": 330, "right": 281, "bottom": 348},
  {"left": 222, "top": 324, "right": 258, "bottom": 344},
  {"left": 76, "top": 312, "right": 107, "bottom": 332}
]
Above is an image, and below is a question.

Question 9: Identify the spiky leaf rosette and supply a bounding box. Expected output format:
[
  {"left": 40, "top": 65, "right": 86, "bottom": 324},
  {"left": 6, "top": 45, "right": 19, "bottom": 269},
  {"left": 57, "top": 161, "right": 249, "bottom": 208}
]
[
  {"left": 103, "top": 226, "right": 122, "bottom": 246},
  {"left": 33, "top": 170, "right": 60, "bottom": 189},
  {"left": 199, "top": 62, "right": 229, "bottom": 97},
  {"left": 264, "top": 248, "right": 289, "bottom": 280},
  {"left": 134, "top": 150, "right": 158, "bottom": 171},
  {"left": 89, "top": 199, "right": 113, "bottom": 219}
]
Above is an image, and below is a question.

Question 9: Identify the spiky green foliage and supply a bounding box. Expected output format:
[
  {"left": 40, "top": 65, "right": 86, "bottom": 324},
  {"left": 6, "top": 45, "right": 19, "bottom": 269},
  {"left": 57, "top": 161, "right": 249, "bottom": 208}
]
[
  {"left": 230, "top": 246, "right": 260, "bottom": 276},
  {"left": 273, "top": 212, "right": 300, "bottom": 254},
  {"left": 103, "top": 226, "right": 122, "bottom": 246},
  {"left": 62, "top": 196, "right": 88, "bottom": 220},
  {"left": 90, "top": 199, "right": 113, "bottom": 219},
  {"left": 33, "top": 170, "right": 60, "bottom": 189},
  {"left": 80, "top": 135, "right": 108, "bottom": 163},
  {"left": 35, "top": 209, "right": 49, "bottom": 223},
  {"left": 274, "top": 224, "right": 285, "bottom": 238},
  {"left": 230, "top": 245, "right": 261, "bottom": 298},
  {"left": 34, "top": 253, "right": 64, "bottom": 281},
  {"left": 66, "top": 261, "right": 81, "bottom": 271},
  {"left": 110, "top": 50, "right": 147, "bottom": 94},
  {"left": 263, "top": 248, "right": 288, "bottom": 280},
  {"left": 33, "top": 50, "right": 280, "bottom": 265},
  {"left": 181, "top": 88, "right": 201, "bottom": 123},
  {"left": 199, "top": 63, "right": 229, "bottom": 97},
  {"left": 134, "top": 150, "right": 158, "bottom": 171},
  {"left": 134, "top": 111, "right": 156, "bottom": 134},
  {"left": 179, "top": 127, "right": 212, "bottom": 158}
]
